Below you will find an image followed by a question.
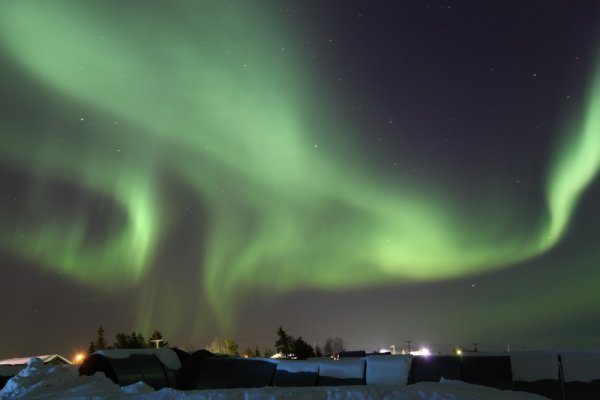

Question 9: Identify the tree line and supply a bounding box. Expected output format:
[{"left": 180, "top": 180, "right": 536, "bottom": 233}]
[
  {"left": 273, "top": 326, "right": 346, "bottom": 360},
  {"left": 203, "top": 326, "right": 346, "bottom": 360},
  {"left": 87, "top": 325, "right": 168, "bottom": 354},
  {"left": 86, "top": 325, "right": 345, "bottom": 361}
]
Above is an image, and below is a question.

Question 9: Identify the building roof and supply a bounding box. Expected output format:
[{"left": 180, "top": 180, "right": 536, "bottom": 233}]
[{"left": 0, "top": 354, "right": 72, "bottom": 366}]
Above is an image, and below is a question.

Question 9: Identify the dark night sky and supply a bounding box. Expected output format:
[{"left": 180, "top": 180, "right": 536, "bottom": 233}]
[{"left": 1, "top": 1, "right": 600, "bottom": 359}]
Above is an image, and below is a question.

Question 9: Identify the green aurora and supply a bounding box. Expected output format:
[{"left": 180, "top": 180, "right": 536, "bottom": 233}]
[{"left": 0, "top": 1, "right": 599, "bottom": 338}]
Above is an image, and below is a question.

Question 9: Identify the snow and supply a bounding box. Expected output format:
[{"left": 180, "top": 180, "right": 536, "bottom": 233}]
[
  {"left": 142, "top": 382, "right": 547, "bottom": 400},
  {"left": 364, "top": 355, "right": 412, "bottom": 385},
  {"left": 0, "top": 357, "right": 548, "bottom": 400},
  {"left": 318, "top": 358, "right": 365, "bottom": 382},
  {"left": 0, "top": 357, "right": 154, "bottom": 399},
  {"left": 274, "top": 360, "right": 318, "bottom": 374}
]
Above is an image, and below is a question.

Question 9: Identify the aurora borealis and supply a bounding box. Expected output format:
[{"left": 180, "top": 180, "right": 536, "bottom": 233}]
[{"left": 1, "top": 1, "right": 600, "bottom": 357}]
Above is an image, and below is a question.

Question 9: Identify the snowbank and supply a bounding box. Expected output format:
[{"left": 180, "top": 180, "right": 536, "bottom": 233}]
[
  {"left": 140, "top": 382, "right": 548, "bottom": 400},
  {"left": 364, "top": 354, "right": 412, "bottom": 385},
  {"left": 0, "top": 357, "right": 548, "bottom": 400},
  {"left": 0, "top": 357, "right": 154, "bottom": 399}
]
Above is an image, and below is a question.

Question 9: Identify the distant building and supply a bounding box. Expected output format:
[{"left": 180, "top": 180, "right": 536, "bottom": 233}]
[
  {"left": 0, "top": 355, "right": 72, "bottom": 389},
  {"left": 0, "top": 354, "right": 72, "bottom": 366}
]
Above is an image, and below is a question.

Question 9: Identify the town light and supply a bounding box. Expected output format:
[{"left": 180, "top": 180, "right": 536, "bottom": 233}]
[
  {"left": 73, "top": 352, "right": 86, "bottom": 364},
  {"left": 410, "top": 347, "right": 431, "bottom": 356}
]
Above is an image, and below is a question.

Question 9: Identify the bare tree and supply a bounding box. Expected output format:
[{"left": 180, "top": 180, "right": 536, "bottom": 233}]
[
  {"left": 323, "top": 337, "right": 346, "bottom": 357},
  {"left": 206, "top": 337, "right": 225, "bottom": 353}
]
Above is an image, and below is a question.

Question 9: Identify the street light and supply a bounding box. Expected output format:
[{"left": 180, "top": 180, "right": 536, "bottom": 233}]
[{"left": 73, "top": 352, "right": 86, "bottom": 364}]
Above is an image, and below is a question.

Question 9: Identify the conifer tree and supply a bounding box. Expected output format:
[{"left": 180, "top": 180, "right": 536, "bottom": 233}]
[
  {"left": 275, "top": 326, "right": 293, "bottom": 357},
  {"left": 87, "top": 341, "right": 97, "bottom": 355},
  {"left": 291, "top": 336, "right": 315, "bottom": 360},
  {"left": 96, "top": 325, "right": 107, "bottom": 350}
]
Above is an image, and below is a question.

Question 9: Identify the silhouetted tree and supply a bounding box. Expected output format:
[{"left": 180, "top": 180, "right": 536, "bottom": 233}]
[
  {"left": 264, "top": 348, "right": 273, "bottom": 358},
  {"left": 323, "top": 337, "right": 345, "bottom": 356},
  {"left": 114, "top": 330, "right": 147, "bottom": 349},
  {"left": 87, "top": 341, "right": 97, "bottom": 355},
  {"left": 254, "top": 347, "right": 261, "bottom": 358},
  {"left": 292, "top": 336, "right": 315, "bottom": 360},
  {"left": 96, "top": 325, "right": 107, "bottom": 350},
  {"left": 87, "top": 325, "right": 107, "bottom": 354},
  {"left": 275, "top": 326, "right": 293, "bottom": 357}
]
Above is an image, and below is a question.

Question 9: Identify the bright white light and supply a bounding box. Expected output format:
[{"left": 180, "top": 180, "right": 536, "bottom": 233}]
[{"left": 410, "top": 347, "right": 431, "bottom": 356}]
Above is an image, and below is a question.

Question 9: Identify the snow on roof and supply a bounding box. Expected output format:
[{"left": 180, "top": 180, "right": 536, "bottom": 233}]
[{"left": 0, "top": 354, "right": 71, "bottom": 366}]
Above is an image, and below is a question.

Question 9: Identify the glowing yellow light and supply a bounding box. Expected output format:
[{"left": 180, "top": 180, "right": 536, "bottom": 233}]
[
  {"left": 73, "top": 352, "right": 86, "bottom": 364},
  {"left": 456, "top": 349, "right": 462, "bottom": 355}
]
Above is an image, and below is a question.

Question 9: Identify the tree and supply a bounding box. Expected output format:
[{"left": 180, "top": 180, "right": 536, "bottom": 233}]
[
  {"left": 291, "top": 336, "right": 315, "bottom": 360},
  {"left": 114, "top": 330, "right": 148, "bottom": 349},
  {"left": 254, "top": 347, "right": 261, "bottom": 358},
  {"left": 148, "top": 330, "right": 169, "bottom": 348},
  {"left": 314, "top": 345, "right": 323, "bottom": 357},
  {"left": 207, "top": 337, "right": 225, "bottom": 353},
  {"left": 323, "top": 337, "right": 346, "bottom": 357},
  {"left": 87, "top": 341, "right": 97, "bottom": 355},
  {"left": 224, "top": 338, "right": 239, "bottom": 356},
  {"left": 87, "top": 325, "right": 107, "bottom": 354},
  {"left": 275, "top": 326, "right": 293, "bottom": 357},
  {"left": 242, "top": 347, "right": 254, "bottom": 358},
  {"left": 264, "top": 348, "right": 273, "bottom": 358},
  {"left": 96, "top": 325, "right": 107, "bottom": 350}
]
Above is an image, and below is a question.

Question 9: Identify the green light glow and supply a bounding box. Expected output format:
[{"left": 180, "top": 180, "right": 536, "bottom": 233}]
[
  {"left": 546, "top": 60, "right": 600, "bottom": 244},
  {"left": 0, "top": 1, "right": 598, "bottom": 332}
]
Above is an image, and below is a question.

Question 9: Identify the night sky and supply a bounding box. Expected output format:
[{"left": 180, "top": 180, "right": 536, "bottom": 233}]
[{"left": 1, "top": 1, "right": 600, "bottom": 359}]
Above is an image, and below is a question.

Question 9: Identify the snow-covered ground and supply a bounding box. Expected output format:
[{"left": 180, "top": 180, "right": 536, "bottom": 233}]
[{"left": 0, "top": 358, "right": 548, "bottom": 400}]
